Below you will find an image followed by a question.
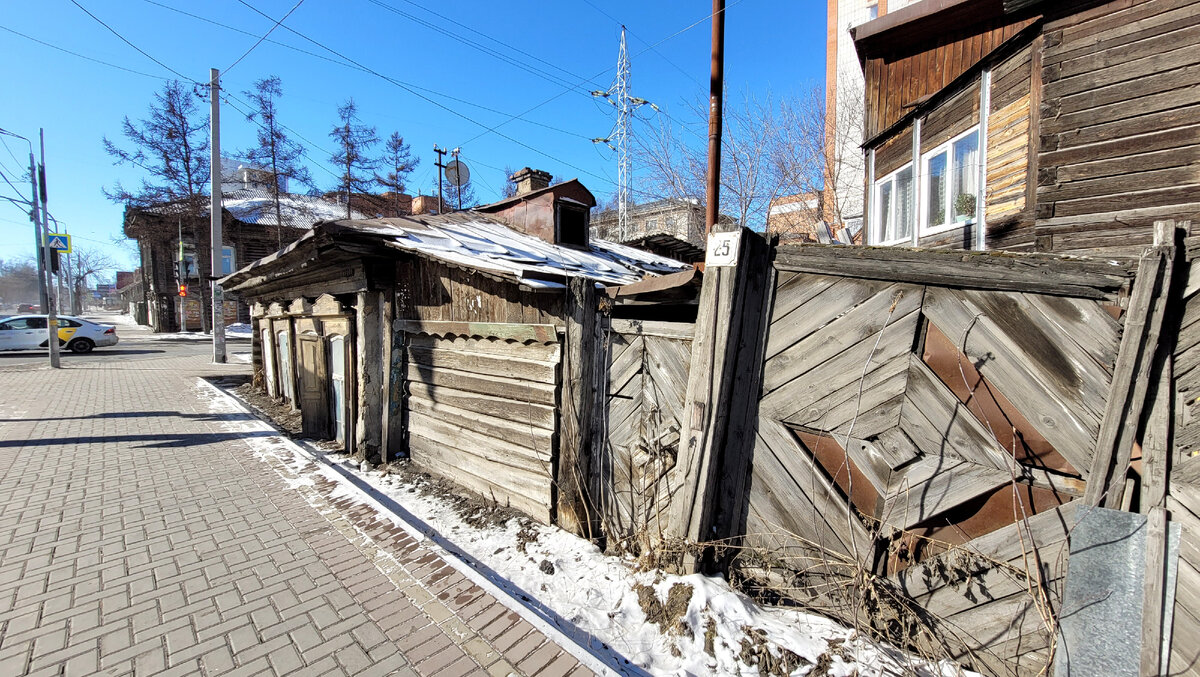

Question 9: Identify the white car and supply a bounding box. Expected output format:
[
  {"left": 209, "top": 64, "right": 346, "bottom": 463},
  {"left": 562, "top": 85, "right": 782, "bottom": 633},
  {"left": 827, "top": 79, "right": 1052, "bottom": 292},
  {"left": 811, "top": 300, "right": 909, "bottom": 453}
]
[{"left": 0, "top": 315, "right": 118, "bottom": 353}]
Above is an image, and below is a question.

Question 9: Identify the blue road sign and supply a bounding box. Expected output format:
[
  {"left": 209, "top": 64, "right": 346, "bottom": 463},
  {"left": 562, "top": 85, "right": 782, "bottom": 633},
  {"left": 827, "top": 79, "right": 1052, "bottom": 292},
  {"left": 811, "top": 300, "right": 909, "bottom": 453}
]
[{"left": 46, "top": 234, "right": 71, "bottom": 253}]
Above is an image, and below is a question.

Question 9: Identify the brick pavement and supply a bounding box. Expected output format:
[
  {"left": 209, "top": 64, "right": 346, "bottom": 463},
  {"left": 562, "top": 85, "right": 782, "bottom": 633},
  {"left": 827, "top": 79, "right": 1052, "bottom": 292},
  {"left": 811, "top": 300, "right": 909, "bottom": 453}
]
[{"left": 0, "top": 345, "right": 595, "bottom": 676}]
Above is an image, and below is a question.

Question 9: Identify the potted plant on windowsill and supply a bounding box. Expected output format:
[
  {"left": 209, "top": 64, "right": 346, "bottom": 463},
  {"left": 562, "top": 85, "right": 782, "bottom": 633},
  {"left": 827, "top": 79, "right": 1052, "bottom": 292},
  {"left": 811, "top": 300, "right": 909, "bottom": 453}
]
[{"left": 954, "top": 193, "right": 977, "bottom": 223}]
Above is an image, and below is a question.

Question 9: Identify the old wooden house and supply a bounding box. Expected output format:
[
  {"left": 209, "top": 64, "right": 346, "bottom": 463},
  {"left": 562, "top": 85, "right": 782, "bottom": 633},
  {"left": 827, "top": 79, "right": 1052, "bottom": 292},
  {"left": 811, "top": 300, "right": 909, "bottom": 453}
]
[
  {"left": 854, "top": 0, "right": 1200, "bottom": 256},
  {"left": 219, "top": 172, "right": 696, "bottom": 528},
  {"left": 123, "top": 188, "right": 362, "bottom": 332}
]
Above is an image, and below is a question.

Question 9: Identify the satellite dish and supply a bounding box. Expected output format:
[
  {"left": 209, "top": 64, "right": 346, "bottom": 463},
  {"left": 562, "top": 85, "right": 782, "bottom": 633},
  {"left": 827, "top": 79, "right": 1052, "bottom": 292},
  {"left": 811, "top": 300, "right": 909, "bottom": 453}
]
[{"left": 445, "top": 159, "right": 470, "bottom": 187}]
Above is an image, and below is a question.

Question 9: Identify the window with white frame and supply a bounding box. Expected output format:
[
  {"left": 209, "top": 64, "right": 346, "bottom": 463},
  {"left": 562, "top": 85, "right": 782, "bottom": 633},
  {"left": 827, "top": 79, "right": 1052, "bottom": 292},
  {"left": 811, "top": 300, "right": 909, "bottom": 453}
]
[
  {"left": 873, "top": 164, "right": 914, "bottom": 244},
  {"left": 921, "top": 127, "right": 980, "bottom": 234}
]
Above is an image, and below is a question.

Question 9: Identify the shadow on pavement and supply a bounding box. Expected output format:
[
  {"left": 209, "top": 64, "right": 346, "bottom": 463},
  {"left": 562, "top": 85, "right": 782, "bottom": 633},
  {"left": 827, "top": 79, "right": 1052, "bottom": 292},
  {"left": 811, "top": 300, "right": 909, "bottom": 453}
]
[
  {"left": 0, "top": 410, "right": 257, "bottom": 423},
  {"left": 0, "top": 349, "right": 166, "bottom": 358},
  {"left": 0, "top": 431, "right": 277, "bottom": 449}
]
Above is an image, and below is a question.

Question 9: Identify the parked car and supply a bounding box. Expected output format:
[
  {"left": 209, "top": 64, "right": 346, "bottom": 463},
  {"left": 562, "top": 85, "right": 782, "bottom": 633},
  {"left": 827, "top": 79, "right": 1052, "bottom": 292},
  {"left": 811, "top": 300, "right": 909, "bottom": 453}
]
[
  {"left": 16, "top": 303, "right": 37, "bottom": 313},
  {"left": 0, "top": 315, "right": 118, "bottom": 353}
]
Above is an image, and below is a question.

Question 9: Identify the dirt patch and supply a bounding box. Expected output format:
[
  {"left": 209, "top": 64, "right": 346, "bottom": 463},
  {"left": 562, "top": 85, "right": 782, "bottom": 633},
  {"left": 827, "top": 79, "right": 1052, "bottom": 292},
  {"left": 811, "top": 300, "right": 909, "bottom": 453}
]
[
  {"left": 635, "top": 582, "right": 694, "bottom": 637},
  {"left": 380, "top": 462, "right": 530, "bottom": 535},
  {"left": 227, "top": 381, "right": 303, "bottom": 436},
  {"left": 738, "top": 627, "right": 810, "bottom": 677}
]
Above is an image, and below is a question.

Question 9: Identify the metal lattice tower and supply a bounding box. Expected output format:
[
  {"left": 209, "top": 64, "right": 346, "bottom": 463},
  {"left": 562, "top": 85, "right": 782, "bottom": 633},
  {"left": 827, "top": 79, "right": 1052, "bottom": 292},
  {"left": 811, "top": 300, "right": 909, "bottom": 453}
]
[
  {"left": 592, "top": 27, "right": 654, "bottom": 242},
  {"left": 614, "top": 28, "right": 631, "bottom": 241}
]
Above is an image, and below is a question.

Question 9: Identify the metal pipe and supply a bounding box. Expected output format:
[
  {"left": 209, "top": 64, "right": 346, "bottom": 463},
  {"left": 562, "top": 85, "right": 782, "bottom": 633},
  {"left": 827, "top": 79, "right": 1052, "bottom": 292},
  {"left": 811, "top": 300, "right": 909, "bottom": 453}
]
[{"left": 705, "top": 0, "right": 725, "bottom": 237}]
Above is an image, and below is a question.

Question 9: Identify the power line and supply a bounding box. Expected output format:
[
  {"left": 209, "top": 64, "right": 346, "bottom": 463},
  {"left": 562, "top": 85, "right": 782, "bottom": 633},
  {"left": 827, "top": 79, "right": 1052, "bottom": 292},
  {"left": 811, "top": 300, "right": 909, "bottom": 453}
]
[
  {"left": 225, "top": 0, "right": 306, "bottom": 74},
  {"left": 137, "top": 0, "right": 591, "bottom": 143},
  {"left": 0, "top": 24, "right": 170, "bottom": 82},
  {"left": 68, "top": 0, "right": 196, "bottom": 83},
  {"left": 234, "top": 0, "right": 617, "bottom": 189}
]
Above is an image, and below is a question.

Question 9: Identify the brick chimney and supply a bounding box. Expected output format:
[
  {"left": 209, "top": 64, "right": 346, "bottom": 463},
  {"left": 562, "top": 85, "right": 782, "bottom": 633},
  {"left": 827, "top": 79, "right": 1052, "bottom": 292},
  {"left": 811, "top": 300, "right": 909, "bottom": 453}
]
[{"left": 510, "top": 167, "right": 551, "bottom": 195}]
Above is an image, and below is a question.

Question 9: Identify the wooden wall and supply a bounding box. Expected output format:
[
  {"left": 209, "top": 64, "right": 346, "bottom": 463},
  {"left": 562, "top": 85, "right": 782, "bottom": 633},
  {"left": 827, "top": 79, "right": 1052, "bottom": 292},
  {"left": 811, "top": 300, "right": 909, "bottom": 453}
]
[
  {"left": 394, "top": 255, "right": 564, "bottom": 325},
  {"left": 400, "top": 327, "right": 562, "bottom": 523},
  {"left": 1035, "top": 0, "right": 1200, "bottom": 256},
  {"left": 863, "top": 16, "right": 1037, "bottom": 139}
]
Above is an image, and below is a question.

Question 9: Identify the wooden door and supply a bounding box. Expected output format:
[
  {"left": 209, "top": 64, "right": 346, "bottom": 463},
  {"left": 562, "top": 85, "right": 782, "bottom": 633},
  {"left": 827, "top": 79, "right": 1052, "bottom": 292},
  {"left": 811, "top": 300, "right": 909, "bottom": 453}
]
[{"left": 297, "top": 333, "right": 330, "bottom": 439}]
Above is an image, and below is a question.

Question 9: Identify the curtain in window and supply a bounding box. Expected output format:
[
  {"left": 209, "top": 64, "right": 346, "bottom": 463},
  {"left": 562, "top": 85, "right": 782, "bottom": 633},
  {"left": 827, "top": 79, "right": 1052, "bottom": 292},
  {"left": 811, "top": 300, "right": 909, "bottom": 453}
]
[
  {"left": 896, "top": 166, "right": 914, "bottom": 239},
  {"left": 927, "top": 152, "right": 947, "bottom": 227},
  {"left": 953, "top": 131, "right": 979, "bottom": 222}
]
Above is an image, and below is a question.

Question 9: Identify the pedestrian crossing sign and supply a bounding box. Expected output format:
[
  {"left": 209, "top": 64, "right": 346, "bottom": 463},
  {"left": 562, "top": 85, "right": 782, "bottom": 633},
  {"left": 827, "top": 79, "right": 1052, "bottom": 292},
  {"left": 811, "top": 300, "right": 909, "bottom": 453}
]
[{"left": 46, "top": 233, "right": 71, "bottom": 253}]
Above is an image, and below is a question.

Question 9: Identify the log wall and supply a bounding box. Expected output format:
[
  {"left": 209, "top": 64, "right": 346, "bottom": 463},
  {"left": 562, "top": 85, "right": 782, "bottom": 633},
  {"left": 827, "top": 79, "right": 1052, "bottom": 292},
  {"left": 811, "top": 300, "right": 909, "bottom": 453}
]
[{"left": 1035, "top": 0, "right": 1200, "bottom": 257}]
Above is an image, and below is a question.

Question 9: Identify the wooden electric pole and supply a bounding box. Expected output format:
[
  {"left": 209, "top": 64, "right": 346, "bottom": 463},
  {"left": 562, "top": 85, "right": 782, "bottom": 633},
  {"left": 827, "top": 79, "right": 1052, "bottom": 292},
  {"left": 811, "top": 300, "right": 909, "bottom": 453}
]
[
  {"left": 210, "top": 68, "right": 226, "bottom": 363},
  {"left": 705, "top": 0, "right": 726, "bottom": 238}
]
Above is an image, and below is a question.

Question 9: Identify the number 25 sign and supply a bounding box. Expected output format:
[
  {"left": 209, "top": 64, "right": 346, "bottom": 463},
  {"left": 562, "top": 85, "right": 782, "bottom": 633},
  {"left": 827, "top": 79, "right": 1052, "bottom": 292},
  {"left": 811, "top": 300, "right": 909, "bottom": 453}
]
[{"left": 705, "top": 231, "right": 740, "bottom": 267}]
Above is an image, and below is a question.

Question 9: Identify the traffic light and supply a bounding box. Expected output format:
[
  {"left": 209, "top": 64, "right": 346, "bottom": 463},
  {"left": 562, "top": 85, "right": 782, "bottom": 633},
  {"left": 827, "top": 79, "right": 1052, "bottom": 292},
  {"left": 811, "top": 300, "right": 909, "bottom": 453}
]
[{"left": 178, "top": 284, "right": 187, "bottom": 297}]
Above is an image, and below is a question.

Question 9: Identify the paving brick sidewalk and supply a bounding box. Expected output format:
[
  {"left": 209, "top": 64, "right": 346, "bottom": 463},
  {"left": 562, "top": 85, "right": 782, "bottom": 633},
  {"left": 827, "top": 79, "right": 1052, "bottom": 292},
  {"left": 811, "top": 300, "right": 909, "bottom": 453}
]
[{"left": 0, "top": 349, "right": 593, "bottom": 676}]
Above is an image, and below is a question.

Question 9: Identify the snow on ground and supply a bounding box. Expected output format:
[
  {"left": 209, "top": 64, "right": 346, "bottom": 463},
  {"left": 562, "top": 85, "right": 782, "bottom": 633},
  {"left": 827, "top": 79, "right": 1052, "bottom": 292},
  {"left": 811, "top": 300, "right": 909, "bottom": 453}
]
[{"left": 196, "top": 378, "right": 976, "bottom": 677}]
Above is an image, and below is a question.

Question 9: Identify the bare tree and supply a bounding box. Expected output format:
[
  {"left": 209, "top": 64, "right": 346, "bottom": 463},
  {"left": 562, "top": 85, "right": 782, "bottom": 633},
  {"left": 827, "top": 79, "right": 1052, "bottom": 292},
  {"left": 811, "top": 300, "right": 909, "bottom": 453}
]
[
  {"left": 634, "top": 87, "right": 861, "bottom": 238},
  {"left": 329, "top": 99, "right": 379, "bottom": 219},
  {"left": 240, "top": 76, "right": 313, "bottom": 248},
  {"left": 0, "top": 258, "right": 40, "bottom": 308},
  {"left": 68, "top": 248, "right": 116, "bottom": 314},
  {"left": 440, "top": 175, "right": 477, "bottom": 211},
  {"left": 103, "top": 80, "right": 212, "bottom": 332},
  {"left": 500, "top": 165, "right": 518, "bottom": 199},
  {"left": 375, "top": 132, "right": 418, "bottom": 216}
]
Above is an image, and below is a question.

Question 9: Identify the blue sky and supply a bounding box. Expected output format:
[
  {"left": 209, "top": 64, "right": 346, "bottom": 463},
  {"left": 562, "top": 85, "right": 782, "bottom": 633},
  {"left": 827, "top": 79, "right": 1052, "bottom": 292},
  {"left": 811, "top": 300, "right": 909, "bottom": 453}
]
[{"left": 0, "top": 0, "right": 827, "bottom": 277}]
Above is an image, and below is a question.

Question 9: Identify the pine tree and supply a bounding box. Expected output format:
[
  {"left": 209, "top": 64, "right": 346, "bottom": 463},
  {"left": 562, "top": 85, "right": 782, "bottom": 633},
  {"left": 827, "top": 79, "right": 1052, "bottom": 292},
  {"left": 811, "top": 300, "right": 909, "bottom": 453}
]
[
  {"left": 329, "top": 99, "right": 379, "bottom": 219},
  {"left": 240, "top": 76, "right": 313, "bottom": 248},
  {"left": 103, "top": 80, "right": 213, "bottom": 332},
  {"left": 376, "top": 132, "right": 418, "bottom": 216}
]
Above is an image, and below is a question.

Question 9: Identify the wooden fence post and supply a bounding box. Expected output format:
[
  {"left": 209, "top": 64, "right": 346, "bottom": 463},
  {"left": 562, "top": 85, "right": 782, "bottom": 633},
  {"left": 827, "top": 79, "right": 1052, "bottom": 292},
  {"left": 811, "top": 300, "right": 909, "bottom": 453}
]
[
  {"left": 558, "top": 276, "right": 599, "bottom": 537},
  {"left": 1086, "top": 220, "right": 1178, "bottom": 508},
  {"left": 669, "top": 228, "right": 771, "bottom": 572}
]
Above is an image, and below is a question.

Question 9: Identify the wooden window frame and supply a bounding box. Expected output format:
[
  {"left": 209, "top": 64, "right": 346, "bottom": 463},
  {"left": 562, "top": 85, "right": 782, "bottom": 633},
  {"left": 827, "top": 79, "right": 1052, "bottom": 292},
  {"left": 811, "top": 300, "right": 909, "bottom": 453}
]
[
  {"left": 872, "top": 162, "right": 914, "bottom": 245},
  {"left": 919, "top": 125, "right": 982, "bottom": 237}
]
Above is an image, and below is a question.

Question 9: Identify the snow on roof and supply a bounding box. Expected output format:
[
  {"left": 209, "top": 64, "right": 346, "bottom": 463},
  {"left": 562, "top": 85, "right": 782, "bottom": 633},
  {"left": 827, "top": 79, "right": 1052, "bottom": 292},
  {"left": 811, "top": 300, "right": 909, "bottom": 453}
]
[
  {"left": 329, "top": 214, "right": 691, "bottom": 287},
  {"left": 143, "top": 189, "right": 363, "bottom": 229},
  {"left": 222, "top": 189, "right": 365, "bottom": 228}
]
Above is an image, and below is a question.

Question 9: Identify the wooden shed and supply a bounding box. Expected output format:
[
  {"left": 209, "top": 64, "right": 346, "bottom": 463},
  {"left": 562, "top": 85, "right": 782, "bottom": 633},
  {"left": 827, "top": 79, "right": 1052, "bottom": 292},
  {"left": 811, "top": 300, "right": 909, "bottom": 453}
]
[{"left": 219, "top": 177, "right": 696, "bottom": 527}]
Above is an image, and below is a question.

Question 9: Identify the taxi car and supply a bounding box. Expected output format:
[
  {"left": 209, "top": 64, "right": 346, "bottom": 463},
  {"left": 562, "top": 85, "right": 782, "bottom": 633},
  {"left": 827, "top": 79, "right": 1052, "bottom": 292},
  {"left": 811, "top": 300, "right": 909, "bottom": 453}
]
[{"left": 0, "top": 315, "right": 118, "bottom": 353}]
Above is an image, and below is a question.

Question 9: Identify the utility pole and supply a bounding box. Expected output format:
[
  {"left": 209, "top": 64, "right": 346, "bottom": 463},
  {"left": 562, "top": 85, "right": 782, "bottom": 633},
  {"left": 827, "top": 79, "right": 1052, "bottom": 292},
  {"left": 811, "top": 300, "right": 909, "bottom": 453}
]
[
  {"left": 705, "top": 0, "right": 726, "bottom": 238},
  {"left": 38, "top": 129, "right": 60, "bottom": 368},
  {"left": 210, "top": 68, "right": 226, "bottom": 363},
  {"left": 179, "top": 217, "right": 186, "bottom": 333},
  {"left": 433, "top": 145, "right": 447, "bottom": 215},
  {"left": 28, "top": 151, "right": 48, "bottom": 312}
]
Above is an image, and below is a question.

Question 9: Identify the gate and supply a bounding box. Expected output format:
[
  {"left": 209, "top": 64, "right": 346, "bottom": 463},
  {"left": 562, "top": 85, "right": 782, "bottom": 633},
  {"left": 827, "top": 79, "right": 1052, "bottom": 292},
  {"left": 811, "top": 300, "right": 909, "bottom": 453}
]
[{"left": 595, "top": 318, "right": 693, "bottom": 553}]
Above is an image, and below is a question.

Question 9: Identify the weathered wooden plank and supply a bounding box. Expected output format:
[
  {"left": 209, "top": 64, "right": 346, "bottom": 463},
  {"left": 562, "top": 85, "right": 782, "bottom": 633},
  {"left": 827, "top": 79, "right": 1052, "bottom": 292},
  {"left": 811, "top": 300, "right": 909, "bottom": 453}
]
[
  {"left": 408, "top": 410, "right": 549, "bottom": 469},
  {"left": 405, "top": 364, "right": 557, "bottom": 406},
  {"left": 406, "top": 346, "right": 558, "bottom": 384},
  {"left": 406, "top": 396, "right": 553, "bottom": 455},
  {"left": 559, "top": 277, "right": 597, "bottom": 537},
  {"left": 783, "top": 354, "right": 910, "bottom": 434},
  {"left": 746, "top": 416, "right": 872, "bottom": 558},
  {"left": 873, "top": 427, "right": 922, "bottom": 470},
  {"left": 900, "top": 356, "right": 1013, "bottom": 471},
  {"left": 405, "top": 332, "right": 561, "bottom": 362},
  {"left": 1087, "top": 227, "right": 1175, "bottom": 507},
  {"left": 923, "top": 287, "right": 1098, "bottom": 473},
  {"left": 609, "top": 319, "right": 694, "bottom": 340},
  {"left": 1023, "top": 294, "right": 1120, "bottom": 372},
  {"left": 397, "top": 319, "right": 559, "bottom": 344},
  {"left": 760, "top": 310, "right": 920, "bottom": 419},
  {"left": 772, "top": 245, "right": 1132, "bottom": 301},
  {"left": 765, "top": 277, "right": 895, "bottom": 361},
  {"left": 405, "top": 381, "right": 556, "bottom": 430},
  {"left": 882, "top": 456, "right": 1012, "bottom": 531},
  {"left": 764, "top": 284, "right": 924, "bottom": 393},
  {"left": 408, "top": 434, "right": 550, "bottom": 522},
  {"left": 768, "top": 273, "right": 839, "bottom": 325}
]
